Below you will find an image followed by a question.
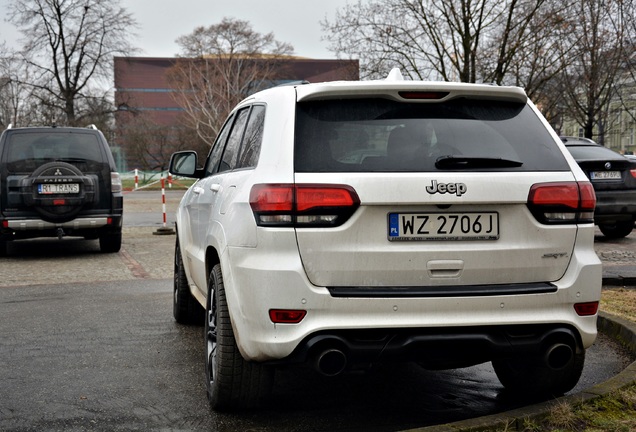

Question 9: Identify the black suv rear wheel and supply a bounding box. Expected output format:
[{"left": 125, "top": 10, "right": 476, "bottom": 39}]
[{"left": 99, "top": 228, "right": 122, "bottom": 253}]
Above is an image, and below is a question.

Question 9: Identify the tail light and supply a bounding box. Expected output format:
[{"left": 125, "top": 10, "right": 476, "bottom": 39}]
[
  {"left": 250, "top": 183, "right": 360, "bottom": 227},
  {"left": 527, "top": 182, "right": 596, "bottom": 224},
  {"left": 269, "top": 309, "right": 307, "bottom": 324},
  {"left": 111, "top": 172, "right": 122, "bottom": 193},
  {"left": 399, "top": 91, "right": 449, "bottom": 100},
  {"left": 574, "top": 302, "right": 599, "bottom": 316}
]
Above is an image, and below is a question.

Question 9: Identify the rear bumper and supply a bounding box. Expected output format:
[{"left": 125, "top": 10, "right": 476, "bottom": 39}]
[
  {"left": 594, "top": 190, "right": 636, "bottom": 223},
  {"left": 273, "top": 323, "right": 582, "bottom": 371},
  {"left": 220, "top": 226, "right": 601, "bottom": 364},
  {"left": 1, "top": 214, "right": 123, "bottom": 240}
]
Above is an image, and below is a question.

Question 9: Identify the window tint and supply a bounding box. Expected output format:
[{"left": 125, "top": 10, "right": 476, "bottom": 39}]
[
  {"left": 6, "top": 132, "right": 102, "bottom": 163},
  {"left": 5, "top": 132, "right": 104, "bottom": 173},
  {"left": 237, "top": 105, "right": 266, "bottom": 169},
  {"left": 566, "top": 145, "right": 625, "bottom": 161},
  {"left": 218, "top": 108, "right": 250, "bottom": 173},
  {"left": 294, "top": 98, "right": 569, "bottom": 172},
  {"left": 205, "top": 114, "right": 233, "bottom": 176}
]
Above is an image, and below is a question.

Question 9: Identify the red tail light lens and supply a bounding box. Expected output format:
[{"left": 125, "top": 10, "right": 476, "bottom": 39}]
[
  {"left": 250, "top": 184, "right": 360, "bottom": 227},
  {"left": 295, "top": 187, "right": 358, "bottom": 212},
  {"left": 269, "top": 309, "right": 307, "bottom": 324},
  {"left": 527, "top": 182, "right": 596, "bottom": 224},
  {"left": 574, "top": 302, "right": 599, "bottom": 316},
  {"left": 250, "top": 184, "right": 294, "bottom": 213}
]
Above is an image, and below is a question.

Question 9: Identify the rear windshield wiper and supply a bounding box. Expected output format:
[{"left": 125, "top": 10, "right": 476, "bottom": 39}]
[
  {"left": 435, "top": 155, "right": 523, "bottom": 169},
  {"left": 52, "top": 157, "right": 91, "bottom": 163}
]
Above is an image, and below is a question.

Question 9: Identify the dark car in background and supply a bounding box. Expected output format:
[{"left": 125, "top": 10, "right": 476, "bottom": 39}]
[
  {"left": 561, "top": 136, "right": 636, "bottom": 238},
  {"left": 0, "top": 125, "right": 123, "bottom": 255}
]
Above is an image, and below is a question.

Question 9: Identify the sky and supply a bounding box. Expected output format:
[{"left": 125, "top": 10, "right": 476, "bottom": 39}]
[{"left": 0, "top": 0, "right": 361, "bottom": 59}]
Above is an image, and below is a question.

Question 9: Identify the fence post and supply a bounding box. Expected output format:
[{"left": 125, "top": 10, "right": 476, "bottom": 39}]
[{"left": 153, "top": 173, "right": 175, "bottom": 236}]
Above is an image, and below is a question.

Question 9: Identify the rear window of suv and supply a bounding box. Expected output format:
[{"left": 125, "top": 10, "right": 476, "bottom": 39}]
[
  {"left": 294, "top": 98, "right": 569, "bottom": 172},
  {"left": 4, "top": 131, "right": 104, "bottom": 173}
]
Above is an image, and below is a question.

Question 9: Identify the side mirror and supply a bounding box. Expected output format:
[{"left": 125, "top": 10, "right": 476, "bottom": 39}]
[{"left": 169, "top": 151, "right": 200, "bottom": 178}]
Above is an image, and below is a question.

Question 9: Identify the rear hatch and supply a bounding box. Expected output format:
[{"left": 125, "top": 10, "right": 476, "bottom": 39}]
[
  {"left": 289, "top": 85, "right": 591, "bottom": 288},
  {"left": 2, "top": 129, "right": 114, "bottom": 220}
]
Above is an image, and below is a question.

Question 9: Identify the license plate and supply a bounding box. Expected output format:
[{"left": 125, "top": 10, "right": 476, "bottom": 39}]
[
  {"left": 388, "top": 212, "right": 499, "bottom": 241},
  {"left": 590, "top": 171, "right": 621, "bottom": 180},
  {"left": 38, "top": 183, "right": 80, "bottom": 194}
]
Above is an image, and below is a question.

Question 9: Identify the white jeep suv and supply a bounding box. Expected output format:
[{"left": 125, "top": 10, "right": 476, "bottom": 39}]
[{"left": 169, "top": 70, "right": 601, "bottom": 411}]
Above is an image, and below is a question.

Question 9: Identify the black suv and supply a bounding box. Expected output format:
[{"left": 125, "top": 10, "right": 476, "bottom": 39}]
[{"left": 0, "top": 125, "right": 123, "bottom": 255}]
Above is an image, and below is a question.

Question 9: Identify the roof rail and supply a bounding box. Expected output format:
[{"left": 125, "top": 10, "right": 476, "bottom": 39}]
[
  {"left": 7, "top": 123, "right": 13, "bottom": 129},
  {"left": 87, "top": 124, "right": 98, "bottom": 130},
  {"left": 275, "top": 80, "right": 310, "bottom": 88}
]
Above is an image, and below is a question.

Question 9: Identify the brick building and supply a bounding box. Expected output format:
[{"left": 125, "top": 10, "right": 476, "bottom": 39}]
[{"left": 113, "top": 57, "right": 359, "bottom": 171}]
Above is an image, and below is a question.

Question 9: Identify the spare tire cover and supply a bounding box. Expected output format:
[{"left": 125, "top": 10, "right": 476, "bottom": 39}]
[{"left": 22, "top": 161, "right": 96, "bottom": 223}]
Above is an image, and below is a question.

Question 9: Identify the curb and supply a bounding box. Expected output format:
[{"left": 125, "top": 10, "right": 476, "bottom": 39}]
[
  {"left": 602, "top": 276, "right": 636, "bottom": 287},
  {"left": 405, "top": 311, "right": 636, "bottom": 432}
]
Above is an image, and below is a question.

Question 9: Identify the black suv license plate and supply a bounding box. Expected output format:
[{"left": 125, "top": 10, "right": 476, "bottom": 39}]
[
  {"left": 388, "top": 212, "right": 499, "bottom": 241},
  {"left": 38, "top": 183, "right": 80, "bottom": 194}
]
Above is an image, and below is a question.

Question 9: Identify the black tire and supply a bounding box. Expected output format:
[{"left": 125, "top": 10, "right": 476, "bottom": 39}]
[
  {"left": 598, "top": 221, "right": 634, "bottom": 239},
  {"left": 173, "top": 237, "right": 203, "bottom": 325},
  {"left": 99, "top": 228, "right": 122, "bottom": 253},
  {"left": 492, "top": 350, "right": 585, "bottom": 397},
  {"left": 205, "top": 264, "right": 273, "bottom": 411},
  {"left": 0, "top": 239, "right": 8, "bottom": 257}
]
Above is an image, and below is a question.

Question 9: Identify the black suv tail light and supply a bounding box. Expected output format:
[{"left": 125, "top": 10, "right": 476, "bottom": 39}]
[
  {"left": 249, "top": 184, "right": 360, "bottom": 227},
  {"left": 527, "top": 182, "right": 596, "bottom": 224}
]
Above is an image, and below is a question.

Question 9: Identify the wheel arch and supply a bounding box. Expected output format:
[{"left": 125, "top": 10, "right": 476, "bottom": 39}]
[
  {"left": 206, "top": 247, "right": 255, "bottom": 360},
  {"left": 205, "top": 246, "right": 221, "bottom": 283}
]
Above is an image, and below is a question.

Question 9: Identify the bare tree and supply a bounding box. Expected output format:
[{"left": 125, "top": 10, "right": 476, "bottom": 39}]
[
  {"left": 608, "top": 0, "right": 636, "bottom": 127},
  {"left": 559, "top": 0, "right": 627, "bottom": 142},
  {"left": 322, "top": 0, "right": 552, "bottom": 86},
  {"left": 0, "top": 43, "right": 47, "bottom": 127},
  {"left": 7, "top": 0, "right": 138, "bottom": 126},
  {"left": 167, "top": 17, "right": 294, "bottom": 146},
  {"left": 120, "top": 112, "right": 207, "bottom": 172}
]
